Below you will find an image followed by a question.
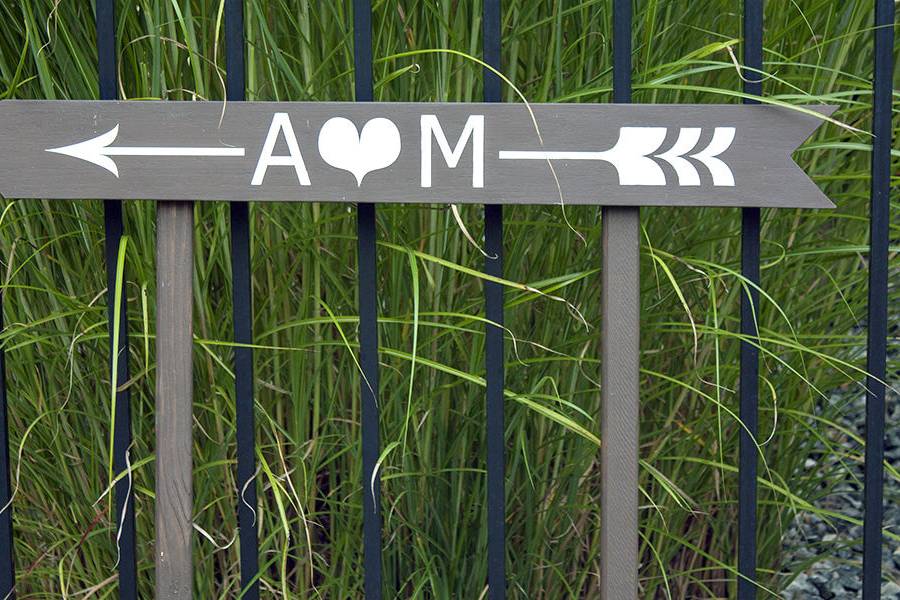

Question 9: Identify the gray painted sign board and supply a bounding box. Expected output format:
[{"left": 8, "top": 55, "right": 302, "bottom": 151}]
[{"left": 0, "top": 100, "right": 833, "bottom": 208}]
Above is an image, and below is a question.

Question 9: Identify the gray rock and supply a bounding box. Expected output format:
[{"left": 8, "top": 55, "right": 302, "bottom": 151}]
[
  {"left": 779, "top": 355, "right": 900, "bottom": 596},
  {"left": 838, "top": 573, "right": 860, "bottom": 592},
  {"left": 783, "top": 573, "right": 816, "bottom": 599},
  {"left": 882, "top": 580, "right": 900, "bottom": 599}
]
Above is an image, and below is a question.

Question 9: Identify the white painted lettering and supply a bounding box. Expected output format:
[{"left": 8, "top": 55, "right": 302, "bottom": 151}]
[
  {"left": 420, "top": 115, "right": 484, "bottom": 188},
  {"left": 251, "top": 113, "right": 311, "bottom": 186}
]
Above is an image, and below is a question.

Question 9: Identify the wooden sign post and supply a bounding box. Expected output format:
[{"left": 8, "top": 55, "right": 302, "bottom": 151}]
[
  {"left": 0, "top": 99, "right": 833, "bottom": 598},
  {"left": 154, "top": 201, "right": 194, "bottom": 597}
]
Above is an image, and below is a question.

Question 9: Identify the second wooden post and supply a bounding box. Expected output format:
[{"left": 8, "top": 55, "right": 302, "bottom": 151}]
[{"left": 155, "top": 201, "right": 194, "bottom": 599}]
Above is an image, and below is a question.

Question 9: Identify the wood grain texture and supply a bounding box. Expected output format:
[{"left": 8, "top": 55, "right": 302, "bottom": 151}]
[
  {"left": 600, "top": 206, "right": 640, "bottom": 599},
  {"left": 155, "top": 201, "right": 194, "bottom": 600},
  {"left": 0, "top": 101, "right": 834, "bottom": 208}
]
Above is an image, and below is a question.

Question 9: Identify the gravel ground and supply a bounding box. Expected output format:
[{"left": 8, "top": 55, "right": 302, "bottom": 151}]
[{"left": 781, "top": 384, "right": 900, "bottom": 599}]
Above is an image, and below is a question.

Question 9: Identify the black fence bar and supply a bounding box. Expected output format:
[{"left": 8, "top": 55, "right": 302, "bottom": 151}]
[
  {"left": 96, "top": 1, "right": 138, "bottom": 597},
  {"left": 0, "top": 292, "right": 13, "bottom": 598},
  {"left": 353, "top": 1, "right": 383, "bottom": 597},
  {"left": 612, "top": 0, "right": 631, "bottom": 105},
  {"left": 225, "top": 1, "right": 259, "bottom": 598},
  {"left": 738, "top": 1, "right": 762, "bottom": 598},
  {"left": 483, "top": 1, "right": 505, "bottom": 599},
  {"left": 862, "top": 1, "right": 894, "bottom": 597}
]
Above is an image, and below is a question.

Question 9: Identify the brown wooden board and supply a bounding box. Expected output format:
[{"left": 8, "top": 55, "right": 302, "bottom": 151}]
[
  {"left": 600, "top": 206, "right": 641, "bottom": 598},
  {"left": 0, "top": 101, "right": 833, "bottom": 208},
  {"left": 154, "top": 201, "right": 194, "bottom": 599}
]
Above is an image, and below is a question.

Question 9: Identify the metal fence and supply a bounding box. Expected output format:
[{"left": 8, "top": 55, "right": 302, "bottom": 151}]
[{"left": 0, "top": 0, "right": 894, "bottom": 598}]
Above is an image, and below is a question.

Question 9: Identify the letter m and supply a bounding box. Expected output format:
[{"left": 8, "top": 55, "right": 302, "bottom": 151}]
[{"left": 420, "top": 115, "right": 484, "bottom": 188}]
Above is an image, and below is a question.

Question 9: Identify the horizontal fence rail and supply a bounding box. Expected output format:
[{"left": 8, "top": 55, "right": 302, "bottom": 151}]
[{"left": 0, "top": 1, "right": 891, "bottom": 598}]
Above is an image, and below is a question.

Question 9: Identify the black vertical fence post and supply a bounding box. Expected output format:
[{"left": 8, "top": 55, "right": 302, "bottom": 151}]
[
  {"left": 738, "top": 1, "right": 762, "bottom": 598},
  {"left": 862, "top": 1, "right": 894, "bottom": 598},
  {"left": 96, "top": 1, "right": 138, "bottom": 597},
  {"left": 483, "top": 1, "right": 505, "bottom": 599},
  {"left": 600, "top": 1, "right": 640, "bottom": 598},
  {"left": 0, "top": 291, "right": 13, "bottom": 597},
  {"left": 353, "top": 1, "right": 383, "bottom": 598},
  {"left": 224, "top": 1, "right": 259, "bottom": 598}
]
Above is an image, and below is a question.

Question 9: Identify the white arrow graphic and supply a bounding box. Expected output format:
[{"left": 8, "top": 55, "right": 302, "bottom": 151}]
[
  {"left": 656, "top": 127, "right": 702, "bottom": 186},
  {"left": 688, "top": 127, "right": 735, "bottom": 186},
  {"left": 46, "top": 124, "right": 245, "bottom": 177},
  {"left": 499, "top": 126, "right": 736, "bottom": 187}
]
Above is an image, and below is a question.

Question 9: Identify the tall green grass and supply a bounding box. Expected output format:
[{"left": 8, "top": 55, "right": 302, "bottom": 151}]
[{"left": 0, "top": 0, "right": 897, "bottom": 597}]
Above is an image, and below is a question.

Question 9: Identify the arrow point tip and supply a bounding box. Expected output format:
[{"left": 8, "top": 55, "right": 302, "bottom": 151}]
[{"left": 45, "top": 125, "right": 120, "bottom": 176}]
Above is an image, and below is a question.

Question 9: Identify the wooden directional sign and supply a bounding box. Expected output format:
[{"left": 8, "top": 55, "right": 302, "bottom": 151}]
[{"left": 0, "top": 100, "right": 833, "bottom": 207}]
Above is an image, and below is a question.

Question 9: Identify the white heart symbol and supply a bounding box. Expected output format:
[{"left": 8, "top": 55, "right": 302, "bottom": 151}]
[{"left": 318, "top": 117, "right": 401, "bottom": 186}]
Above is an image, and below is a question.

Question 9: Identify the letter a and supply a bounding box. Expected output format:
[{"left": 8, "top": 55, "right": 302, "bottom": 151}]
[{"left": 252, "top": 113, "right": 311, "bottom": 186}]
